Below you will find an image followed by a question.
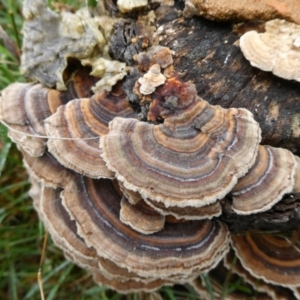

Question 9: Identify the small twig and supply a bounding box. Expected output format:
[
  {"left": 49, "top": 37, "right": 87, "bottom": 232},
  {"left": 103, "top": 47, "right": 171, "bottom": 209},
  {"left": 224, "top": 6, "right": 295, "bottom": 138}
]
[{"left": 38, "top": 231, "right": 48, "bottom": 300}]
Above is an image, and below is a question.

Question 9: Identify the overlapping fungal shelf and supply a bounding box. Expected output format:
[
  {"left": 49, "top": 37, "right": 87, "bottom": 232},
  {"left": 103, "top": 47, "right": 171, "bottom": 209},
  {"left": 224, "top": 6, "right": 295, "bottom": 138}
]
[
  {"left": 240, "top": 19, "right": 300, "bottom": 81},
  {"left": 2, "top": 0, "right": 300, "bottom": 297}
]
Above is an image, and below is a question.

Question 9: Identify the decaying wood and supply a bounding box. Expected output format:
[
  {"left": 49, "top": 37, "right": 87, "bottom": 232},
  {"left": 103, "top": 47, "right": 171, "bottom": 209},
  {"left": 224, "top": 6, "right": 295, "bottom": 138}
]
[
  {"left": 184, "top": 0, "right": 300, "bottom": 24},
  {"left": 221, "top": 193, "right": 300, "bottom": 232}
]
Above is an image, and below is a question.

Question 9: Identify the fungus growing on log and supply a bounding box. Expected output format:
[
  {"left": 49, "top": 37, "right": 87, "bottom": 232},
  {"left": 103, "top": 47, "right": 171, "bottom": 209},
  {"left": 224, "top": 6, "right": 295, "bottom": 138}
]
[
  {"left": 101, "top": 78, "right": 261, "bottom": 209},
  {"left": 62, "top": 175, "right": 230, "bottom": 279},
  {"left": 231, "top": 145, "right": 297, "bottom": 214},
  {"left": 22, "top": 150, "right": 76, "bottom": 188},
  {"left": 231, "top": 231, "right": 300, "bottom": 287},
  {"left": 34, "top": 181, "right": 173, "bottom": 293},
  {"left": 92, "top": 271, "right": 171, "bottom": 294},
  {"left": 0, "top": 83, "right": 60, "bottom": 157},
  {"left": 138, "top": 64, "right": 166, "bottom": 95},
  {"left": 135, "top": 46, "right": 174, "bottom": 71},
  {"left": 224, "top": 249, "right": 297, "bottom": 300},
  {"left": 0, "top": 68, "right": 98, "bottom": 157},
  {"left": 45, "top": 83, "right": 137, "bottom": 178},
  {"left": 144, "top": 197, "right": 222, "bottom": 220},
  {"left": 240, "top": 19, "right": 300, "bottom": 81},
  {"left": 2, "top": 0, "right": 300, "bottom": 297},
  {"left": 117, "top": 181, "right": 143, "bottom": 205},
  {"left": 39, "top": 186, "right": 99, "bottom": 271},
  {"left": 120, "top": 197, "right": 166, "bottom": 234},
  {"left": 293, "top": 156, "right": 300, "bottom": 193}
]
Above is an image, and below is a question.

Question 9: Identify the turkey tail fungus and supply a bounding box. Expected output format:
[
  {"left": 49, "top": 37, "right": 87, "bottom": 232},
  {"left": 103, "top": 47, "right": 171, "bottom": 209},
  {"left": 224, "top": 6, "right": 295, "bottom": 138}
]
[{"left": 1, "top": 0, "right": 300, "bottom": 297}]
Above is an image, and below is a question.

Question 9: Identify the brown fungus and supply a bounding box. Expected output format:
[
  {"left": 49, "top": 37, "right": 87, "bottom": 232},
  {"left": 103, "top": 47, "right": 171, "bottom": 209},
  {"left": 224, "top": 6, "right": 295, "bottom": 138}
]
[
  {"left": 135, "top": 46, "right": 174, "bottom": 71},
  {"left": 144, "top": 198, "right": 222, "bottom": 220},
  {"left": 240, "top": 19, "right": 300, "bottom": 81},
  {"left": 224, "top": 249, "right": 297, "bottom": 300},
  {"left": 22, "top": 150, "right": 76, "bottom": 188},
  {"left": 38, "top": 182, "right": 174, "bottom": 293},
  {"left": 231, "top": 231, "right": 300, "bottom": 288},
  {"left": 0, "top": 70, "right": 98, "bottom": 157},
  {"left": 231, "top": 145, "right": 297, "bottom": 214},
  {"left": 92, "top": 272, "right": 171, "bottom": 294},
  {"left": 45, "top": 84, "right": 138, "bottom": 178},
  {"left": 0, "top": 83, "right": 62, "bottom": 157},
  {"left": 118, "top": 180, "right": 143, "bottom": 205},
  {"left": 101, "top": 78, "right": 261, "bottom": 209},
  {"left": 39, "top": 186, "right": 99, "bottom": 270},
  {"left": 29, "top": 176, "right": 44, "bottom": 222},
  {"left": 61, "top": 175, "right": 230, "bottom": 279},
  {"left": 120, "top": 197, "right": 165, "bottom": 234}
]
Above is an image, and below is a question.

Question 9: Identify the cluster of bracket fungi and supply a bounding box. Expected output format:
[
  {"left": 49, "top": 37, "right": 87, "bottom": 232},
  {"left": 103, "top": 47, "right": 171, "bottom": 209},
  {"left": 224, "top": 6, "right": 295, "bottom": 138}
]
[{"left": 2, "top": 0, "right": 300, "bottom": 298}]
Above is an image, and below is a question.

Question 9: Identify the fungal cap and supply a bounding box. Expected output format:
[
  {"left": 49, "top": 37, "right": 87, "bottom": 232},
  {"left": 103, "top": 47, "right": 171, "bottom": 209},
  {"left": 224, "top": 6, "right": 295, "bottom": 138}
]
[
  {"left": 138, "top": 64, "right": 166, "bottom": 95},
  {"left": 101, "top": 83, "right": 261, "bottom": 208},
  {"left": 45, "top": 88, "right": 137, "bottom": 179},
  {"left": 62, "top": 176, "right": 230, "bottom": 279},
  {"left": 293, "top": 156, "right": 300, "bottom": 193},
  {"left": 240, "top": 19, "right": 300, "bottom": 81},
  {"left": 232, "top": 145, "right": 296, "bottom": 214},
  {"left": 120, "top": 197, "right": 165, "bottom": 234},
  {"left": 231, "top": 231, "right": 300, "bottom": 287}
]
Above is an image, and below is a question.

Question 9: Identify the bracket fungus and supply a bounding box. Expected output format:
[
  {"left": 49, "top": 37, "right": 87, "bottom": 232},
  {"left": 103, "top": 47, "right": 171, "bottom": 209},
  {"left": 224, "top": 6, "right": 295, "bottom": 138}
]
[
  {"left": 138, "top": 63, "right": 166, "bottom": 95},
  {"left": 120, "top": 197, "right": 166, "bottom": 234},
  {"left": 224, "top": 249, "right": 297, "bottom": 300},
  {"left": 144, "top": 197, "right": 222, "bottom": 221},
  {"left": 22, "top": 150, "right": 76, "bottom": 189},
  {"left": 231, "top": 231, "right": 300, "bottom": 288},
  {"left": 294, "top": 156, "right": 300, "bottom": 193},
  {"left": 62, "top": 175, "right": 230, "bottom": 279},
  {"left": 33, "top": 181, "right": 172, "bottom": 293},
  {"left": 0, "top": 67, "right": 98, "bottom": 158},
  {"left": 231, "top": 145, "right": 297, "bottom": 214},
  {"left": 45, "top": 83, "right": 138, "bottom": 178},
  {"left": 0, "top": 83, "right": 63, "bottom": 157},
  {"left": 101, "top": 77, "right": 262, "bottom": 209},
  {"left": 3, "top": 0, "right": 300, "bottom": 297},
  {"left": 240, "top": 19, "right": 300, "bottom": 81}
]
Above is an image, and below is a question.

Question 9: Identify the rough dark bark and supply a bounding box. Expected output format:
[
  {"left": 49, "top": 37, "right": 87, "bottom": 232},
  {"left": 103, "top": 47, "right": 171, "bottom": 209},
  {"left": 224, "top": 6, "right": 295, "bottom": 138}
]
[{"left": 220, "top": 194, "right": 300, "bottom": 232}]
